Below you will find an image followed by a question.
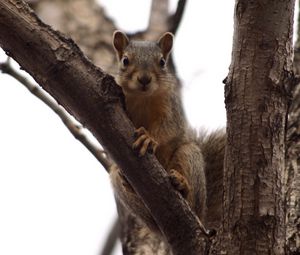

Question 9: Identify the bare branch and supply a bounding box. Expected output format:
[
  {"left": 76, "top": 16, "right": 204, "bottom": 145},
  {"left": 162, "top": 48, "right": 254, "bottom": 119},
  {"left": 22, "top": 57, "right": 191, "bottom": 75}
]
[
  {"left": 168, "top": 0, "right": 187, "bottom": 35},
  {"left": 0, "top": 59, "right": 112, "bottom": 171},
  {"left": 99, "top": 218, "right": 120, "bottom": 255},
  {"left": 0, "top": 1, "right": 209, "bottom": 253}
]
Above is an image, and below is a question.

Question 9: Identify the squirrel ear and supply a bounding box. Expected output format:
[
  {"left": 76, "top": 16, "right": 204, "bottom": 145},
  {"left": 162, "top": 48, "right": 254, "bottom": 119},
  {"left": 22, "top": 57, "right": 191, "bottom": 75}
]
[
  {"left": 158, "top": 32, "right": 174, "bottom": 58},
  {"left": 113, "top": 30, "right": 129, "bottom": 59}
]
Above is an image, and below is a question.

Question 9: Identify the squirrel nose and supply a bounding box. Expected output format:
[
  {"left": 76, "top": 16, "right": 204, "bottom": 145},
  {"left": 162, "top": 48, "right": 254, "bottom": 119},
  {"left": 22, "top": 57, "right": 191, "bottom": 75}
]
[{"left": 137, "top": 75, "right": 152, "bottom": 86}]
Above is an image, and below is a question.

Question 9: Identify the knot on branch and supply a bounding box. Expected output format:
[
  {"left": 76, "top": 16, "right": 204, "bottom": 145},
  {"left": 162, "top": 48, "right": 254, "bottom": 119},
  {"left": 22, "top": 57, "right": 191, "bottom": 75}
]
[{"left": 223, "top": 75, "right": 233, "bottom": 105}]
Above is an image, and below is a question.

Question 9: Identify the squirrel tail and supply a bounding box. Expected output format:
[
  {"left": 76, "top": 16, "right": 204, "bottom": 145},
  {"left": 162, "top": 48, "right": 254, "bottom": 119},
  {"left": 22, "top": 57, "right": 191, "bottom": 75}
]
[{"left": 197, "top": 129, "right": 226, "bottom": 230}]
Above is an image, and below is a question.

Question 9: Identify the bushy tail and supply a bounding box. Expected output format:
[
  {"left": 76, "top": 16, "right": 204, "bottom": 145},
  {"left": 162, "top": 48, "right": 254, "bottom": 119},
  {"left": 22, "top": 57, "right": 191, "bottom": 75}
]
[{"left": 197, "top": 129, "right": 226, "bottom": 230}]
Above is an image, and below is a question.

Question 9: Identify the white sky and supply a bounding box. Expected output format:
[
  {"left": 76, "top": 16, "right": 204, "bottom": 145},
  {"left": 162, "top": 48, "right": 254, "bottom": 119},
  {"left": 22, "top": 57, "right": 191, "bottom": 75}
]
[{"left": 3, "top": 0, "right": 293, "bottom": 254}]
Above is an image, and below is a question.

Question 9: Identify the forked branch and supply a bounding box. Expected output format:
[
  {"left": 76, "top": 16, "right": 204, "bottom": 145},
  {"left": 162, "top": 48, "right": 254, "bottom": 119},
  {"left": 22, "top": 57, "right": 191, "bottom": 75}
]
[{"left": 0, "top": 1, "right": 209, "bottom": 254}]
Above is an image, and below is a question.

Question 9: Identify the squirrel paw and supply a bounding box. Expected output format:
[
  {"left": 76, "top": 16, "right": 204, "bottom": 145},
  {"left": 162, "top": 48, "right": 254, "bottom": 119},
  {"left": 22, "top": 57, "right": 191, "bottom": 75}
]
[
  {"left": 169, "top": 169, "right": 190, "bottom": 198},
  {"left": 133, "top": 127, "right": 158, "bottom": 156}
]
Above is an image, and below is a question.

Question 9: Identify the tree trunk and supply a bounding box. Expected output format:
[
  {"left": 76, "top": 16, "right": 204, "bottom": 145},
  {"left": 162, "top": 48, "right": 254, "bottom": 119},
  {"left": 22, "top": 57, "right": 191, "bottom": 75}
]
[{"left": 216, "top": 0, "right": 296, "bottom": 254}]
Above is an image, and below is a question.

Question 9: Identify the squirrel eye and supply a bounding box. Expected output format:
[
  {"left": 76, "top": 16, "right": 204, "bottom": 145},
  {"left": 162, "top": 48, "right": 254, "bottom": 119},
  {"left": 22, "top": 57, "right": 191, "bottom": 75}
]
[
  {"left": 159, "top": 58, "right": 166, "bottom": 68},
  {"left": 122, "top": 56, "right": 129, "bottom": 66}
]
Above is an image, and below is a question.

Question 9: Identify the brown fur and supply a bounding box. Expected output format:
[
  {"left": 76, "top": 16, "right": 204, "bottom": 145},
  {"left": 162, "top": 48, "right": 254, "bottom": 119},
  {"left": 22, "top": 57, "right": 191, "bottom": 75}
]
[
  {"left": 110, "top": 31, "right": 207, "bottom": 232},
  {"left": 197, "top": 130, "right": 226, "bottom": 229},
  {"left": 125, "top": 89, "right": 170, "bottom": 131}
]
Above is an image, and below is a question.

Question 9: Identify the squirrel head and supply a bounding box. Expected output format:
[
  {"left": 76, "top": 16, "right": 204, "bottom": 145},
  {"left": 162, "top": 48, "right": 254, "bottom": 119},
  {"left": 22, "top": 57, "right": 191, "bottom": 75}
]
[{"left": 112, "top": 30, "right": 174, "bottom": 96}]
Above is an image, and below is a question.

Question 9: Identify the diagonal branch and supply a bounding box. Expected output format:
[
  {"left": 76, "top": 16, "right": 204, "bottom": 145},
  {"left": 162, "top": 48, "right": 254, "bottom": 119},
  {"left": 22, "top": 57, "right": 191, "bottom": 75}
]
[
  {"left": 168, "top": 0, "right": 187, "bottom": 35},
  {"left": 0, "top": 59, "right": 112, "bottom": 171},
  {"left": 0, "top": 1, "right": 209, "bottom": 254},
  {"left": 99, "top": 218, "right": 120, "bottom": 255}
]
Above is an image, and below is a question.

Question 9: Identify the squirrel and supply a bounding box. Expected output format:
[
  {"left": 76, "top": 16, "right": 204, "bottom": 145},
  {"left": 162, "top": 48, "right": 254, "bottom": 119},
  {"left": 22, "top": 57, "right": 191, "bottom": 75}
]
[{"left": 110, "top": 30, "right": 225, "bottom": 233}]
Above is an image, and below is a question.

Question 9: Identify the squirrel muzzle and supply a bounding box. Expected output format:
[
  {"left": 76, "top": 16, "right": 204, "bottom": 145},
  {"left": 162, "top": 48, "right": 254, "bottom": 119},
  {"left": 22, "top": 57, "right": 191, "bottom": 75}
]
[{"left": 137, "top": 74, "right": 152, "bottom": 91}]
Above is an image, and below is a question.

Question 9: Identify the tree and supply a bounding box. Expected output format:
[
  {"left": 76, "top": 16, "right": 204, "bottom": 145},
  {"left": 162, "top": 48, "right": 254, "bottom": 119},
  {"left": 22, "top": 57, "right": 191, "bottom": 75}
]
[
  {"left": 215, "top": 0, "right": 297, "bottom": 254},
  {"left": 0, "top": 0, "right": 299, "bottom": 254}
]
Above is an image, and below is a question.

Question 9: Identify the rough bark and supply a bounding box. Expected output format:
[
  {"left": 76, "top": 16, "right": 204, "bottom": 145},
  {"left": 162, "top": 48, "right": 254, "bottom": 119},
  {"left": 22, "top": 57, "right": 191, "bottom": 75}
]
[
  {"left": 285, "top": 1, "right": 300, "bottom": 253},
  {"left": 0, "top": 1, "right": 205, "bottom": 254},
  {"left": 216, "top": 0, "right": 296, "bottom": 254}
]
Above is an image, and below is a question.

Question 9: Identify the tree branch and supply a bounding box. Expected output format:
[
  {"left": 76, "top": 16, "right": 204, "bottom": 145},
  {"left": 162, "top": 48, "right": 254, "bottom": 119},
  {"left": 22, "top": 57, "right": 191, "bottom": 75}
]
[
  {"left": 0, "top": 1, "right": 209, "bottom": 254},
  {"left": 99, "top": 218, "right": 120, "bottom": 255},
  {"left": 147, "top": 0, "right": 169, "bottom": 40},
  {"left": 27, "top": 0, "right": 118, "bottom": 74},
  {"left": 147, "top": 0, "right": 187, "bottom": 38},
  {"left": 0, "top": 59, "right": 112, "bottom": 171},
  {"left": 168, "top": 0, "right": 187, "bottom": 35}
]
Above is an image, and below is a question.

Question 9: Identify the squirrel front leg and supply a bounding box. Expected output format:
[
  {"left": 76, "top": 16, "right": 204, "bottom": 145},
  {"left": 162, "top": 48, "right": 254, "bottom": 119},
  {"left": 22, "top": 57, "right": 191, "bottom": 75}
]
[
  {"left": 133, "top": 127, "right": 193, "bottom": 201},
  {"left": 167, "top": 142, "right": 207, "bottom": 221}
]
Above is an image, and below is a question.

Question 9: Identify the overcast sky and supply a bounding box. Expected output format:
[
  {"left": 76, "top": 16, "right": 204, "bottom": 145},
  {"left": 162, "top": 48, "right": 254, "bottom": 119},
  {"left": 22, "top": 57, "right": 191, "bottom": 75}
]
[{"left": 2, "top": 0, "right": 295, "bottom": 254}]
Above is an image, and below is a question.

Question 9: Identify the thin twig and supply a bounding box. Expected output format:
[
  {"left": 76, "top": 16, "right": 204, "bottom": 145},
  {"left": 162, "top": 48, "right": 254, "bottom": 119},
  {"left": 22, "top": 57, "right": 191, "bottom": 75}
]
[
  {"left": 0, "top": 59, "right": 112, "bottom": 172},
  {"left": 168, "top": 0, "right": 187, "bottom": 35}
]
